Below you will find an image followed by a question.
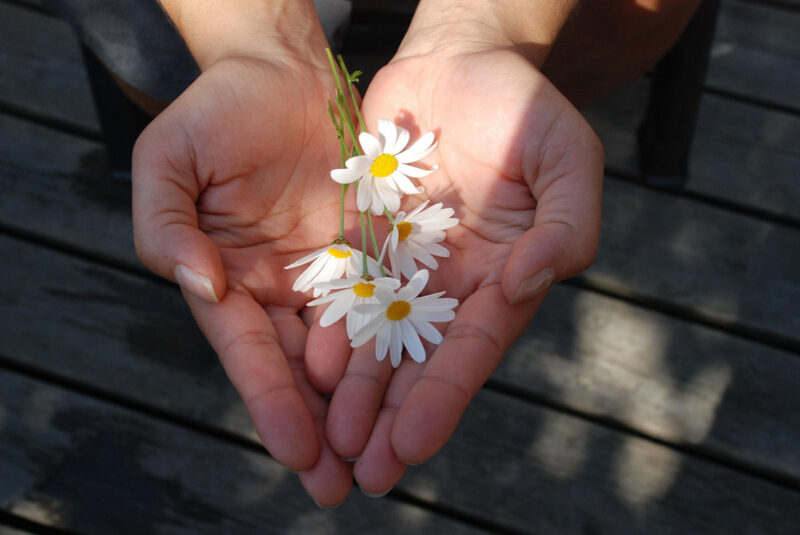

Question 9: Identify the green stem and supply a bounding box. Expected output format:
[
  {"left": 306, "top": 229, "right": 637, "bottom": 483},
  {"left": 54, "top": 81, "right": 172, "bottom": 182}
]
[
  {"left": 383, "top": 209, "right": 396, "bottom": 225},
  {"left": 359, "top": 211, "right": 369, "bottom": 276},
  {"left": 339, "top": 184, "right": 346, "bottom": 238},
  {"left": 337, "top": 54, "right": 367, "bottom": 135},
  {"left": 326, "top": 49, "right": 362, "bottom": 156},
  {"left": 367, "top": 212, "right": 387, "bottom": 277}
]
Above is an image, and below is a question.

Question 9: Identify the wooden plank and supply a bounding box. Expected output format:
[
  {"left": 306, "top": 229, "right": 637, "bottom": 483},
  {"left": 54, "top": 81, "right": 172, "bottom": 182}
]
[
  {"left": 708, "top": 0, "right": 800, "bottom": 109},
  {"left": 584, "top": 79, "right": 800, "bottom": 220},
  {"left": 0, "top": 114, "right": 139, "bottom": 271},
  {"left": 587, "top": 178, "right": 800, "bottom": 342},
  {"left": 0, "top": 372, "right": 486, "bottom": 535},
  {"left": 3, "top": 330, "right": 800, "bottom": 535},
  {"left": 0, "top": 2, "right": 99, "bottom": 133},
  {"left": 3, "top": 106, "right": 798, "bottom": 342},
  {"left": 2, "top": 221, "right": 800, "bottom": 508}
]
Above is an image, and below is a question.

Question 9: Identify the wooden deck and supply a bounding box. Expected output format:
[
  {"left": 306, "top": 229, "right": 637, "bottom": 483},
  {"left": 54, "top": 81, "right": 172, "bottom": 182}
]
[{"left": 1, "top": 0, "right": 799, "bottom": 533}]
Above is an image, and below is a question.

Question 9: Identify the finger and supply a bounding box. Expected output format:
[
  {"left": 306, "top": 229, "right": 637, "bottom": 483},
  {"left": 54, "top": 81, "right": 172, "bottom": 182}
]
[
  {"left": 305, "top": 305, "right": 352, "bottom": 394},
  {"left": 132, "top": 114, "right": 225, "bottom": 303},
  {"left": 501, "top": 124, "right": 604, "bottom": 304},
  {"left": 354, "top": 361, "right": 423, "bottom": 495},
  {"left": 326, "top": 341, "right": 393, "bottom": 459},
  {"left": 267, "top": 306, "right": 353, "bottom": 507},
  {"left": 184, "top": 289, "right": 318, "bottom": 471},
  {"left": 391, "top": 284, "right": 544, "bottom": 465}
]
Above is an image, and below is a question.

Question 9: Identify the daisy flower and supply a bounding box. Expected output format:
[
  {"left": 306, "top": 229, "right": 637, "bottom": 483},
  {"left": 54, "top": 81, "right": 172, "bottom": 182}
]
[
  {"left": 284, "top": 239, "right": 380, "bottom": 297},
  {"left": 330, "top": 119, "right": 439, "bottom": 215},
  {"left": 382, "top": 200, "right": 459, "bottom": 280},
  {"left": 308, "top": 275, "right": 401, "bottom": 338},
  {"left": 351, "top": 270, "right": 458, "bottom": 368}
]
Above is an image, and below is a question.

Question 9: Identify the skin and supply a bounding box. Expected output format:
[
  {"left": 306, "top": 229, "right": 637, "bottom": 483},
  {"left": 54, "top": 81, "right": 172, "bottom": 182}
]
[{"left": 133, "top": 0, "right": 697, "bottom": 506}]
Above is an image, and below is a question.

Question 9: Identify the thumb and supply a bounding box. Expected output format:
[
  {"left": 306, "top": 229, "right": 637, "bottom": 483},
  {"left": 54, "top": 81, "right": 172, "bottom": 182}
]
[
  {"left": 131, "top": 117, "right": 226, "bottom": 304},
  {"left": 501, "top": 130, "right": 604, "bottom": 304}
]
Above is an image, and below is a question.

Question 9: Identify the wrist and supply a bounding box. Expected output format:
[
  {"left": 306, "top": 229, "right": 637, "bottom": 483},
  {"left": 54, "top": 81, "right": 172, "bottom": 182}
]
[
  {"left": 395, "top": 0, "right": 579, "bottom": 68},
  {"left": 158, "top": 0, "right": 329, "bottom": 71}
]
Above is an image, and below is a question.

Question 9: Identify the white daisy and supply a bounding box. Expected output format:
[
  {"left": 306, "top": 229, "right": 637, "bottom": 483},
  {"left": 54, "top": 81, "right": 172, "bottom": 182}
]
[
  {"left": 330, "top": 119, "right": 439, "bottom": 215},
  {"left": 308, "top": 275, "right": 401, "bottom": 338},
  {"left": 284, "top": 240, "right": 380, "bottom": 297},
  {"left": 351, "top": 270, "right": 458, "bottom": 368},
  {"left": 382, "top": 200, "right": 459, "bottom": 280}
]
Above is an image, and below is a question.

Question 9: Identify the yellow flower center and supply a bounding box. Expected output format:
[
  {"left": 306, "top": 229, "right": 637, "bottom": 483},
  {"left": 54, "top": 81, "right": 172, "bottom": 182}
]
[
  {"left": 327, "top": 247, "right": 351, "bottom": 259},
  {"left": 386, "top": 300, "right": 411, "bottom": 321},
  {"left": 352, "top": 282, "right": 376, "bottom": 298},
  {"left": 396, "top": 221, "right": 413, "bottom": 241},
  {"left": 370, "top": 153, "right": 399, "bottom": 178}
]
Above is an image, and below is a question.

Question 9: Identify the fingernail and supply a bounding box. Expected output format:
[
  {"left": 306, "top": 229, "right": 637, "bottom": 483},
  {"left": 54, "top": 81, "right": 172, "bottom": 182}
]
[
  {"left": 511, "top": 267, "right": 554, "bottom": 304},
  {"left": 360, "top": 486, "right": 391, "bottom": 498},
  {"left": 174, "top": 264, "right": 218, "bottom": 303},
  {"left": 312, "top": 498, "right": 343, "bottom": 509},
  {"left": 341, "top": 456, "right": 359, "bottom": 462}
]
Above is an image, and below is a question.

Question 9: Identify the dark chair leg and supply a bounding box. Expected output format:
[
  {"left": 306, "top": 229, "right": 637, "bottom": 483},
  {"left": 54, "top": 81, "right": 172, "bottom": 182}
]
[
  {"left": 80, "top": 45, "right": 152, "bottom": 181},
  {"left": 638, "top": 0, "right": 722, "bottom": 188}
]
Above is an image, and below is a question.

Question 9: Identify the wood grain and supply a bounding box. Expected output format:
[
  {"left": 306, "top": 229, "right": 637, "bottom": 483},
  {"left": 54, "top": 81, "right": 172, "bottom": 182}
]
[{"left": 0, "top": 371, "right": 487, "bottom": 535}]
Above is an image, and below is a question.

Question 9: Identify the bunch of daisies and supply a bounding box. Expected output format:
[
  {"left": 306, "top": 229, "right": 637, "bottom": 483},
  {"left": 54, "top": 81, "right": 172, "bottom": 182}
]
[{"left": 284, "top": 50, "right": 459, "bottom": 368}]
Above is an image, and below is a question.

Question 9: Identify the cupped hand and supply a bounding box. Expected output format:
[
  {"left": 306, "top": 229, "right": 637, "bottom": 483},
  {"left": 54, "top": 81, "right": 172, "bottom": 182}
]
[
  {"left": 323, "top": 45, "right": 604, "bottom": 494},
  {"left": 132, "top": 52, "right": 362, "bottom": 506}
]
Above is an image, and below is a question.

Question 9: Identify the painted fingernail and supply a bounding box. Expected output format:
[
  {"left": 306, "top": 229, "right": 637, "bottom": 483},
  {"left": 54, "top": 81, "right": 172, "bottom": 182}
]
[
  {"left": 360, "top": 486, "right": 391, "bottom": 498},
  {"left": 510, "top": 267, "right": 554, "bottom": 304},
  {"left": 174, "top": 264, "right": 218, "bottom": 303}
]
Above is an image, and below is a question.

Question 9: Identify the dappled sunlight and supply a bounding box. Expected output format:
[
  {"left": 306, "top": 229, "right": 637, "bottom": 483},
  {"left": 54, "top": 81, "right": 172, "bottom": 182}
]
[
  {"left": 231, "top": 453, "right": 291, "bottom": 506},
  {"left": 529, "top": 415, "right": 592, "bottom": 480},
  {"left": 287, "top": 508, "right": 335, "bottom": 534},
  {"left": 614, "top": 439, "right": 682, "bottom": 511},
  {"left": 403, "top": 472, "right": 440, "bottom": 502}
]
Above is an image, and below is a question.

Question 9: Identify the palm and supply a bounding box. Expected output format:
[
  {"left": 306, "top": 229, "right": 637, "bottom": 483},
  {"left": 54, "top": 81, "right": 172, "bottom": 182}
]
[
  {"left": 134, "top": 56, "right": 366, "bottom": 505},
  {"left": 324, "top": 48, "right": 604, "bottom": 493}
]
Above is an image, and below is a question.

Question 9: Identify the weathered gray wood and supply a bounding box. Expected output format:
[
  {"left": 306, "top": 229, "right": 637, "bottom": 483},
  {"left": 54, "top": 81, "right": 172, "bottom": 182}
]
[
  {"left": 0, "top": 2, "right": 99, "bottom": 133},
  {"left": 0, "top": 372, "right": 486, "bottom": 535},
  {"left": 3, "top": 105, "right": 798, "bottom": 342},
  {"left": 0, "top": 526, "right": 39, "bottom": 535},
  {"left": 0, "top": 113, "right": 139, "bottom": 271},
  {"left": 709, "top": 0, "right": 800, "bottom": 109},
  {"left": 2, "top": 218, "right": 800, "bottom": 506},
  {"left": 587, "top": 178, "right": 800, "bottom": 342},
  {"left": 584, "top": 79, "right": 800, "bottom": 221},
  {"left": 2, "top": 241, "right": 800, "bottom": 533}
]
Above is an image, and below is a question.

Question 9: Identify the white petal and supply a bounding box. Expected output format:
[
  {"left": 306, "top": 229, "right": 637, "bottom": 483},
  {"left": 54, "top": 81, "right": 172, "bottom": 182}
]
[
  {"left": 390, "top": 171, "right": 425, "bottom": 195},
  {"left": 347, "top": 307, "right": 375, "bottom": 339},
  {"left": 319, "top": 293, "right": 355, "bottom": 326},
  {"left": 390, "top": 226, "right": 400, "bottom": 251},
  {"left": 352, "top": 314, "right": 386, "bottom": 347},
  {"left": 353, "top": 303, "right": 386, "bottom": 315},
  {"left": 406, "top": 200, "right": 430, "bottom": 220},
  {"left": 315, "top": 276, "right": 360, "bottom": 291},
  {"left": 397, "top": 163, "right": 437, "bottom": 179},
  {"left": 406, "top": 240, "right": 439, "bottom": 269},
  {"left": 284, "top": 245, "right": 329, "bottom": 269},
  {"left": 375, "top": 277, "right": 402, "bottom": 290},
  {"left": 291, "top": 255, "right": 328, "bottom": 292},
  {"left": 377, "top": 119, "right": 397, "bottom": 153},
  {"left": 412, "top": 309, "right": 456, "bottom": 323},
  {"left": 389, "top": 321, "right": 403, "bottom": 368},
  {"left": 398, "top": 269, "right": 428, "bottom": 301},
  {"left": 375, "top": 321, "right": 391, "bottom": 361},
  {"left": 396, "top": 133, "right": 437, "bottom": 163},
  {"left": 426, "top": 242, "right": 450, "bottom": 257},
  {"left": 409, "top": 316, "right": 443, "bottom": 345},
  {"left": 400, "top": 319, "right": 426, "bottom": 363},
  {"left": 390, "top": 126, "right": 411, "bottom": 155},
  {"left": 306, "top": 292, "right": 339, "bottom": 307},
  {"left": 346, "top": 155, "right": 373, "bottom": 171},
  {"left": 398, "top": 247, "right": 420, "bottom": 280},
  {"left": 330, "top": 167, "right": 363, "bottom": 184},
  {"left": 413, "top": 296, "right": 458, "bottom": 312},
  {"left": 359, "top": 132, "right": 382, "bottom": 158},
  {"left": 357, "top": 176, "right": 373, "bottom": 213}
]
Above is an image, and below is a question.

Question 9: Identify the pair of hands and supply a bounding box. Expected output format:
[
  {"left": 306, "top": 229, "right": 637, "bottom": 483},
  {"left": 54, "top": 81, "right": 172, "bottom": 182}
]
[{"left": 132, "top": 19, "right": 603, "bottom": 506}]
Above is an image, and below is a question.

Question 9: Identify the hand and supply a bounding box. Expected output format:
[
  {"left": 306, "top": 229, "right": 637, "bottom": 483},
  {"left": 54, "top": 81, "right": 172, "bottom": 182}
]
[
  {"left": 132, "top": 51, "right": 362, "bottom": 506},
  {"left": 323, "top": 41, "right": 604, "bottom": 494}
]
